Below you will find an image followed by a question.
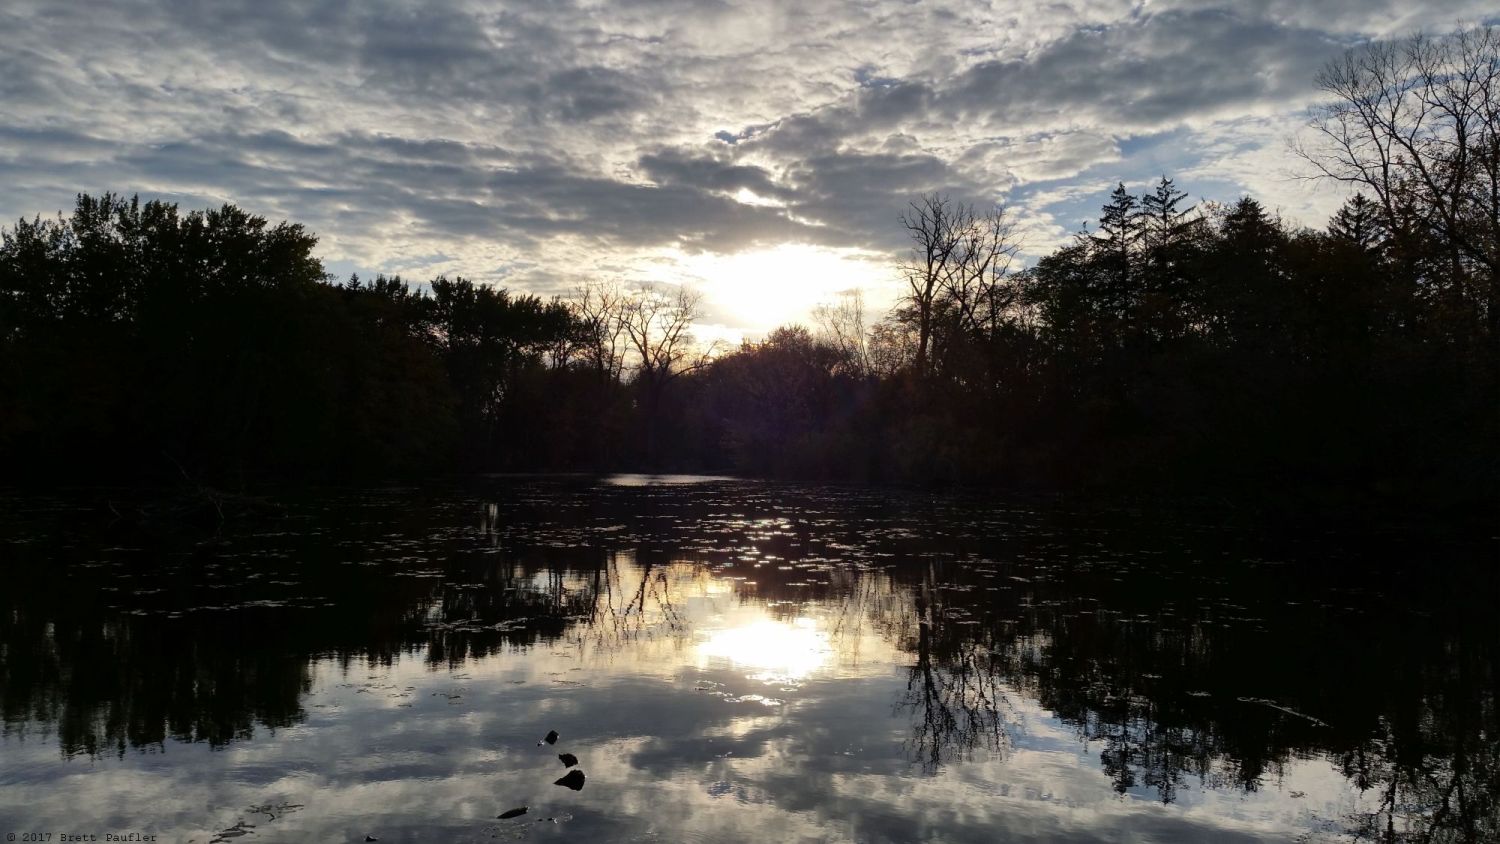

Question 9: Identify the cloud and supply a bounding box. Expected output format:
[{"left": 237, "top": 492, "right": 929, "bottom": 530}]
[{"left": 2, "top": 0, "right": 1496, "bottom": 330}]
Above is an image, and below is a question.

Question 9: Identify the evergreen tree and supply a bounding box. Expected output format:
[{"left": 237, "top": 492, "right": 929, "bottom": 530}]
[
  {"left": 1138, "top": 176, "right": 1201, "bottom": 341},
  {"left": 1139, "top": 177, "right": 1195, "bottom": 254},
  {"left": 1089, "top": 183, "right": 1143, "bottom": 326},
  {"left": 1326, "top": 193, "right": 1386, "bottom": 253}
]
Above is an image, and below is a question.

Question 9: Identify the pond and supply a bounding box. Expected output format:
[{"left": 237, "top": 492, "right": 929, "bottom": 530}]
[{"left": 0, "top": 476, "right": 1494, "bottom": 842}]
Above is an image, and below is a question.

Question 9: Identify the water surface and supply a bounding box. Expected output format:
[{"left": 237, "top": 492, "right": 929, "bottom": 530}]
[{"left": 1, "top": 477, "right": 1494, "bottom": 842}]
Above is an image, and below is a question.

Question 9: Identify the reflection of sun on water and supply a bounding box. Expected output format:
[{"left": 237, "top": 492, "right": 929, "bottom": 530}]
[{"left": 697, "top": 618, "right": 832, "bottom": 681}]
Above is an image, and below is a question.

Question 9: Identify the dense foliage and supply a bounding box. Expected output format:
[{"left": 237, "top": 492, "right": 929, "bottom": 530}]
[
  {"left": 0, "top": 194, "right": 586, "bottom": 481},
  {"left": 672, "top": 185, "right": 1496, "bottom": 520},
  {"left": 1, "top": 183, "right": 1491, "bottom": 520}
]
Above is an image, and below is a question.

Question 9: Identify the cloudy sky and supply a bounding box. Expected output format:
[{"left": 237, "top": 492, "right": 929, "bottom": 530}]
[{"left": 3, "top": 1, "right": 1496, "bottom": 335}]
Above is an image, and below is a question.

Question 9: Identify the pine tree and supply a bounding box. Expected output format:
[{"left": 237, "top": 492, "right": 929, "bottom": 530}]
[
  {"left": 1092, "top": 182, "right": 1142, "bottom": 264},
  {"left": 1138, "top": 177, "right": 1199, "bottom": 341},
  {"left": 1326, "top": 193, "right": 1385, "bottom": 253},
  {"left": 1140, "top": 176, "right": 1195, "bottom": 254},
  {"left": 1210, "top": 197, "right": 1289, "bottom": 348},
  {"left": 1088, "top": 182, "right": 1142, "bottom": 326}
]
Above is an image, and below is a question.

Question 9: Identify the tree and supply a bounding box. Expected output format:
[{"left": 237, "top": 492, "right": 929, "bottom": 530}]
[
  {"left": 1327, "top": 193, "right": 1387, "bottom": 253},
  {"left": 1138, "top": 177, "right": 1204, "bottom": 342},
  {"left": 618, "top": 283, "right": 713, "bottom": 461},
  {"left": 812, "top": 288, "right": 872, "bottom": 376},
  {"left": 1206, "top": 196, "right": 1291, "bottom": 349},
  {"left": 620, "top": 283, "right": 711, "bottom": 383},
  {"left": 425, "top": 277, "right": 573, "bottom": 467},
  {"left": 1088, "top": 183, "right": 1143, "bottom": 323},
  {"left": 1139, "top": 177, "right": 1198, "bottom": 256},
  {"left": 897, "top": 193, "right": 1018, "bottom": 374},
  {"left": 1299, "top": 25, "right": 1500, "bottom": 338},
  {"left": 697, "top": 325, "right": 854, "bottom": 474},
  {"left": 569, "top": 280, "right": 630, "bottom": 381}
]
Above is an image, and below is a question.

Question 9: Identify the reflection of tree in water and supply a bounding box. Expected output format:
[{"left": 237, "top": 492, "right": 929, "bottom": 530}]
[
  {"left": 0, "top": 489, "right": 709, "bottom": 758},
  {"left": 0, "top": 494, "right": 612, "bottom": 756},
  {"left": 0, "top": 599, "right": 313, "bottom": 757},
  {"left": 846, "top": 545, "right": 1498, "bottom": 841},
  {"left": 1335, "top": 638, "right": 1499, "bottom": 843},
  {"left": 0, "top": 534, "right": 318, "bottom": 756},
  {"left": 1, "top": 482, "right": 1494, "bottom": 843},
  {"left": 880, "top": 565, "right": 1013, "bottom": 772},
  {"left": 419, "top": 551, "right": 602, "bottom": 668},
  {"left": 716, "top": 488, "right": 1496, "bottom": 840},
  {"left": 577, "top": 549, "right": 695, "bottom": 655}
]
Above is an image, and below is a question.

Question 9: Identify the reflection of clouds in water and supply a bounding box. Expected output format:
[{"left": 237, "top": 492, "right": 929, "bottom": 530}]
[
  {"left": 2, "top": 481, "right": 1487, "bottom": 842},
  {"left": 0, "top": 577, "right": 1384, "bottom": 844},
  {"left": 0, "top": 644, "right": 1385, "bottom": 843}
]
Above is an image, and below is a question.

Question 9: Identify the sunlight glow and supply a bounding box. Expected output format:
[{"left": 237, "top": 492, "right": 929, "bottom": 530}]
[
  {"left": 669, "top": 243, "right": 900, "bottom": 335},
  {"left": 729, "top": 187, "right": 786, "bottom": 208},
  {"left": 697, "top": 617, "right": 832, "bottom": 680}
]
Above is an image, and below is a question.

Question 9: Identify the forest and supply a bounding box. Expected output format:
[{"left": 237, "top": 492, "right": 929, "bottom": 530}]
[{"left": 1, "top": 32, "right": 1496, "bottom": 523}]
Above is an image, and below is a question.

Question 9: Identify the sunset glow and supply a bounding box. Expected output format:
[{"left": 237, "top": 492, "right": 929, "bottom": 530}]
[{"left": 661, "top": 243, "right": 898, "bottom": 335}]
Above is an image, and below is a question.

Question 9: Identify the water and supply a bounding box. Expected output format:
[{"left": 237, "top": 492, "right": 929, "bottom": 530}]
[{"left": 0, "top": 476, "right": 1494, "bottom": 842}]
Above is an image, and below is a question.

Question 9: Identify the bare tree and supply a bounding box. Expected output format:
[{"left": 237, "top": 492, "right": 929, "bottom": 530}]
[
  {"left": 619, "top": 283, "right": 715, "bottom": 382},
  {"left": 618, "top": 283, "right": 718, "bottom": 460},
  {"left": 811, "top": 287, "right": 871, "bottom": 375},
  {"left": 951, "top": 203, "right": 1022, "bottom": 342},
  {"left": 898, "top": 194, "right": 1021, "bottom": 373},
  {"left": 567, "top": 281, "right": 719, "bottom": 385},
  {"left": 570, "top": 280, "right": 630, "bottom": 381},
  {"left": 1297, "top": 25, "right": 1500, "bottom": 333},
  {"left": 867, "top": 315, "right": 918, "bottom": 378}
]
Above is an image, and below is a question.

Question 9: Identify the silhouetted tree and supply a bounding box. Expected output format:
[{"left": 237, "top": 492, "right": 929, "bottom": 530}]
[
  {"left": 1327, "top": 193, "right": 1387, "bottom": 253},
  {"left": 897, "top": 194, "right": 1017, "bottom": 375},
  {"left": 1090, "top": 182, "right": 1143, "bottom": 329},
  {"left": 619, "top": 283, "right": 713, "bottom": 462},
  {"left": 1300, "top": 24, "right": 1500, "bottom": 341},
  {"left": 812, "top": 288, "right": 872, "bottom": 376}
]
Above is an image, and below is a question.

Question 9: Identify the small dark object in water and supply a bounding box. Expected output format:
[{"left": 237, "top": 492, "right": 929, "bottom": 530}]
[
  {"left": 365, "top": 837, "right": 378, "bottom": 842},
  {"left": 554, "top": 769, "right": 586, "bottom": 791},
  {"left": 558, "top": 753, "right": 578, "bottom": 767},
  {"left": 498, "top": 807, "right": 528, "bottom": 819},
  {"left": 539, "top": 729, "right": 559, "bottom": 745}
]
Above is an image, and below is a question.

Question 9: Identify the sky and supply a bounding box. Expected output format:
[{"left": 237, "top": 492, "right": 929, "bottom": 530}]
[{"left": 3, "top": 1, "right": 1497, "bottom": 337}]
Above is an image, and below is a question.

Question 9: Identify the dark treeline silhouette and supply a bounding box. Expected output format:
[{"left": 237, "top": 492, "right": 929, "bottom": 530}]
[
  {"left": 2, "top": 29, "right": 1496, "bottom": 519},
  {"left": 0, "top": 193, "right": 593, "bottom": 482},
  {"left": 8, "top": 186, "right": 1491, "bottom": 518},
  {"left": 1, "top": 185, "right": 1493, "bottom": 517}
]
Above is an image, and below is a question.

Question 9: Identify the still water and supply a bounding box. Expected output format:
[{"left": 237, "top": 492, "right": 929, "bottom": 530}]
[{"left": 0, "top": 476, "right": 1494, "bottom": 842}]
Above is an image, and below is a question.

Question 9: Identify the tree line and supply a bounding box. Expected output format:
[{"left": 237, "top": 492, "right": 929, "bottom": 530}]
[{"left": 1, "top": 28, "right": 1495, "bottom": 519}]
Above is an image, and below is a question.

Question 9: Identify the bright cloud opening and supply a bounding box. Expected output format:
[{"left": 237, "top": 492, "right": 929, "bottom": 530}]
[{"left": 668, "top": 243, "right": 900, "bottom": 335}]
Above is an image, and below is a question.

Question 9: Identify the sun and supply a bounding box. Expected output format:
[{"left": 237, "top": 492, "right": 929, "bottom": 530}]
[{"left": 669, "top": 243, "right": 900, "bottom": 335}]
